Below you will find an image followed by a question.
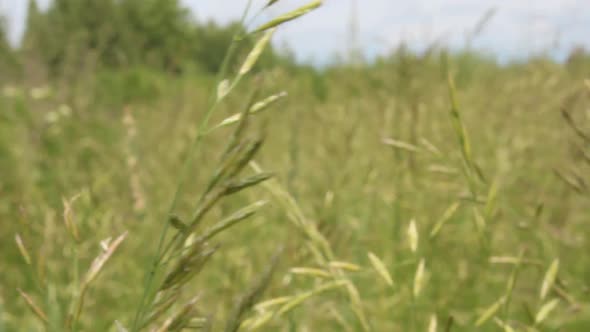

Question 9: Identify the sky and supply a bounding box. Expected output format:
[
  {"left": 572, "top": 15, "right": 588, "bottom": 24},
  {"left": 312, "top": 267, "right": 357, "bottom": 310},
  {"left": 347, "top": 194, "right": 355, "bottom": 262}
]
[{"left": 1, "top": 0, "right": 589, "bottom": 64}]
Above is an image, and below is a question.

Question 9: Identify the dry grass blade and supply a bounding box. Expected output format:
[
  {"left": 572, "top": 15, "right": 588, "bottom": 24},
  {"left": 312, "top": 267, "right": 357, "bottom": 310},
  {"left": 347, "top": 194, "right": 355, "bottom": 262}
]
[
  {"left": 83, "top": 232, "right": 128, "bottom": 286},
  {"left": 252, "top": 1, "right": 322, "bottom": 33},
  {"left": 540, "top": 259, "right": 559, "bottom": 300},
  {"left": 367, "top": 252, "right": 393, "bottom": 287},
  {"left": 535, "top": 299, "right": 559, "bottom": 324},
  {"left": 72, "top": 231, "right": 128, "bottom": 327},
  {"left": 17, "top": 289, "right": 48, "bottom": 324}
]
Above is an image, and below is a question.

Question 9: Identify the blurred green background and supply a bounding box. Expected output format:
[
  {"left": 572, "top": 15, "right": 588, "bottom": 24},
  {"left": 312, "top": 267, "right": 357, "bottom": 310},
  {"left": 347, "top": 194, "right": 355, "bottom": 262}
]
[{"left": 1, "top": 1, "right": 589, "bottom": 331}]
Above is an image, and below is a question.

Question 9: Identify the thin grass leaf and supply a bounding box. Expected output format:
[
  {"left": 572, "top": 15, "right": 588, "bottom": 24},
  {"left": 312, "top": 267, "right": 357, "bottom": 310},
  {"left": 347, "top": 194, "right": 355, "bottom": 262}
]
[
  {"left": 367, "top": 252, "right": 393, "bottom": 286},
  {"left": 264, "top": 0, "right": 280, "bottom": 8},
  {"left": 540, "top": 259, "right": 560, "bottom": 300},
  {"left": 17, "top": 289, "right": 48, "bottom": 324},
  {"left": 484, "top": 178, "right": 499, "bottom": 219},
  {"left": 252, "top": 1, "right": 322, "bottom": 33}
]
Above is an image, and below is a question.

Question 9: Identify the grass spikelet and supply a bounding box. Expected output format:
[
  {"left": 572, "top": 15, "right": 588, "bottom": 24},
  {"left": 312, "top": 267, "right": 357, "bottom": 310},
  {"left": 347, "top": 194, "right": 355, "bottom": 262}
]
[
  {"left": 430, "top": 202, "right": 460, "bottom": 239},
  {"left": 447, "top": 74, "right": 473, "bottom": 167},
  {"left": 252, "top": 1, "right": 322, "bottom": 33},
  {"left": 224, "top": 249, "right": 281, "bottom": 332},
  {"left": 328, "top": 261, "right": 362, "bottom": 272},
  {"left": 428, "top": 314, "right": 438, "bottom": 332},
  {"left": 382, "top": 137, "right": 421, "bottom": 153},
  {"left": 484, "top": 178, "right": 499, "bottom": 219},
  {"left": 413, "top": 258, "right": 426, "bottom": 298},
  {"left": 264, "top": 0, "right": 280, "bottom": 8},
  {"left": 253, "top": 296, "right": 292, "bottom": 312},
  {"left": 62, "top": 193, "right": 82, "bottom": 241},
  {"left": 493, "top": 318, "right": 515, "bottom": 332},
  {"left": 407, "top": 219, "right": 419, "bottom": 253},
  {"left": 475, "top": 296, "right": 505, "bottom": 326},
  {"left": 213, "top": 92, "right": 288, "bottom": 130},
  {"left": 239, "top": 29, "right": 276, "bottom": 76},
  {"left": 115, "top": 320, "right": 129, "bottom": 332},
  {"left": 535, "top": 299, "right": 559, "bottom": 324},
  {"left": 276, "top": 280, "right": 346, "bottom": 316},
  {"left": 540, "top": 259, "right": 559, "bottom": 300},
  {"left": 15, "top": 234, "right": 31, "bottom": 265},
  {"left": 72, "top": 232, "right": 128, "bottom": 327},
  {"left": 241, "top": 311, "right": 273, "bottom": 331},
  {"left": 82, "top": 232, "right": 128, "bottom": 287},
  {"left": 367, "top": 252, "right": 393, "bottom": 286},
  {"left": 290, "top": 267, "right": 331, "bottom": 279},
  {"left": 17, "top": 289, "right": 48, "bottom": 324},
  {"left": 197, "top": 200, "right": 268, "bottom": 243},
  {"left": 217, "top": 79, "right": 231, "bottom": 101}
]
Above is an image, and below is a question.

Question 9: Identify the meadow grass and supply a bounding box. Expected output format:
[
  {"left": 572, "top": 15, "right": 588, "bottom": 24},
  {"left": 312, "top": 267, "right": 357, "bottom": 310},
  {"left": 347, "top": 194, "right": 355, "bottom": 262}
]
[{"left": 1, "top": 1, "right": 590, "bottom": 331}]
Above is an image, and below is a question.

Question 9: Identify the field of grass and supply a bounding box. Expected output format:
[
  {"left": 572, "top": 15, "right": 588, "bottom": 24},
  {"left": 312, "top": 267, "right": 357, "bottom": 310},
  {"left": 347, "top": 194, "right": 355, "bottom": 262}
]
[{"left": 1, "top": 4, "right": 590, "bottom": 332}]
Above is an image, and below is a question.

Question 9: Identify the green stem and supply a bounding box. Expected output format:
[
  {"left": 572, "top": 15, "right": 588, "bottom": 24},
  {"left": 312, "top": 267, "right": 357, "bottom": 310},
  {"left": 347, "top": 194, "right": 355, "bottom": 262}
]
[{"left": 130, "top": 2, "right": 254, "bottom": 331}]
